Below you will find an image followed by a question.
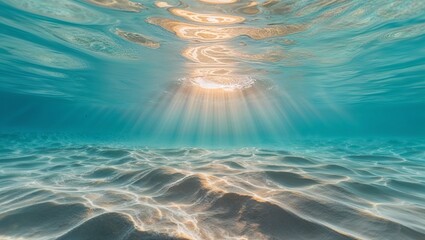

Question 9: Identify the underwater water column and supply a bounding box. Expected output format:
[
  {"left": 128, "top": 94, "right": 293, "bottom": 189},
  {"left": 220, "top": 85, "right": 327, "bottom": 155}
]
[{"left": 0, "top": 0, "right": 425, "bottom": 239}]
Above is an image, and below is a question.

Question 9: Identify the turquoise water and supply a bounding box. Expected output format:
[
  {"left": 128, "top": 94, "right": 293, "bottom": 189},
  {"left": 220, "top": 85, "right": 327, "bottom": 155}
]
[
  {"left": 0, "top": 0, "right": 425, "bottom": 239},
  {"left": 1, "top": 0, "right": 424, "bottom": 145}
]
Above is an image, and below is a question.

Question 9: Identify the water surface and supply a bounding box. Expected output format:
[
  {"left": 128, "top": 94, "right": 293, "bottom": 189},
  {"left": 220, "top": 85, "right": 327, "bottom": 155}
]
[{"left": 0, "top": 0, "right": 424, "bottom": 144}]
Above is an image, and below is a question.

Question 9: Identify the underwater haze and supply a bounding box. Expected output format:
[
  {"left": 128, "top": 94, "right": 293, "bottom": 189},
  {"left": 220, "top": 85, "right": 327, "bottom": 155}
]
[{"left": 0, "top": 0, "right": 425, "bottom": 239}]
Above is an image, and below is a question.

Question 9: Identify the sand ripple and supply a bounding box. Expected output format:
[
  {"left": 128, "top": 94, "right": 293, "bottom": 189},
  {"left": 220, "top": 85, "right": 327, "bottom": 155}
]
[{"left": 0, "top": 136, "right": 424, "bottom": 239}]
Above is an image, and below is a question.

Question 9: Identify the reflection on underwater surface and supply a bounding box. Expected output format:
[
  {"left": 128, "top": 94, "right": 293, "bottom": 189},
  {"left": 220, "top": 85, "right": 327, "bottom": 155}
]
[
  {"left": 0, "top": 0, "right": 424, "bottom": 143},
  {"left": 0, "top": 135, "right": 425, "bottom": 239}
]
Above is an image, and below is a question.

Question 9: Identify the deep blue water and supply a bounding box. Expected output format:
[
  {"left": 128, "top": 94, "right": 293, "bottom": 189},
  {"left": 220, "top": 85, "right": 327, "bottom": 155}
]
[{"left": 0, "top": 0, "right": 424, "bottom": 239}]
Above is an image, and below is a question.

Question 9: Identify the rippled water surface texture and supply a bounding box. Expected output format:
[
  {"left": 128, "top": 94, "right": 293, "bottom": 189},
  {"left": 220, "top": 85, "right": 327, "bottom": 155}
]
[
  {"left": 0, "top": 0, "right": 425, "bottom": 239},
  {"left": 1, "top": 0, "right": 424, "bottom": 143}
]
